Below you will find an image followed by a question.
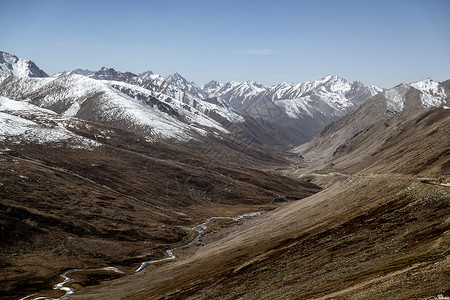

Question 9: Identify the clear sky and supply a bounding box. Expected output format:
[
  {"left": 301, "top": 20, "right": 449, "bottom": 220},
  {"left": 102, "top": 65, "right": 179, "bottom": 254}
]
[{"left": 1, "top": 0, "right": 449, "bottom": 88}]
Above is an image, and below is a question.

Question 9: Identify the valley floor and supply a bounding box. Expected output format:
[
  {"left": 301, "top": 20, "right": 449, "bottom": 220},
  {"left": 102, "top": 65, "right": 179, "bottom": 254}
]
[{"left": 64, "top": 172, "right": 449, "bottom": 300}]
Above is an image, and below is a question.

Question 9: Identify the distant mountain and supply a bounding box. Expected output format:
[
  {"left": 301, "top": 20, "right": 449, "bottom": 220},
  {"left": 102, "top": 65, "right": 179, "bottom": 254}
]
[
  {"left": 201, "top": 75, "right": 382, "bottom": 114},
  {"left": 45, "top": 62, "right": 387, "bottom": 147},
  {"left": 53, "top": 68, "right": 93, "bottom": 77},
  {"left": 138, "top": 70, "right": 157, "bottom": 80},
  {"left": 0, "top": 51, "right": 48, "bottom": 78},
  {"left": 134, "top": 73, "right": 384, "bottom": 147},
  {"left": 293, "top": 78, "right": 450, "bottom": 170},
  {"left": 3, "top": 50, "right": 447, "bottom": 150},
  {"left": 54, "top": 67, "right": 140, "bottom": 84},
  {"left": 3, "top": 50, "right": 450, "bottom": 300},
  {"left": 0, "top": 74, "right": 234, "bottom": 141},
  {"left": 385, "top": 78, "right": 448, "bottom": 115},
  {"left": 89, "top": 67, "right": 140, "bottom": 84},
  {"left": 197, "top": 75, "right": 383, "bottom": 146}
]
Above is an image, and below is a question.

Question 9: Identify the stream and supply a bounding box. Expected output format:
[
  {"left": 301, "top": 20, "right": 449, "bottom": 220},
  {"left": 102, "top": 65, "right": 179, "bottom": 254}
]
[{"left": 20, "top": 211, "right": 263, "bottom": 300}]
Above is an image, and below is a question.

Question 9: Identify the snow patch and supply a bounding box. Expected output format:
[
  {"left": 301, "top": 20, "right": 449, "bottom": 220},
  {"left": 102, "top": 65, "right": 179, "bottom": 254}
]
[
  {"left": 411, "top": 78, "right": 447, "bottom": 107},
  {"left": 0, "top": 96, "right": 100, "bottom": 149},
  {"left": 384, "top": 83, "right": 409, "bottom": 113},
  {"left": 0, "top": 51, "right": 48, "bottom": 77}
]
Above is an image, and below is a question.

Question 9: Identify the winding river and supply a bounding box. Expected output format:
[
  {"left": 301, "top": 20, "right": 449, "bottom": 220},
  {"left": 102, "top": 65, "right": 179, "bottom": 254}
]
[{"left": 20, "top": 212, "right": 263, "bottom": 300}]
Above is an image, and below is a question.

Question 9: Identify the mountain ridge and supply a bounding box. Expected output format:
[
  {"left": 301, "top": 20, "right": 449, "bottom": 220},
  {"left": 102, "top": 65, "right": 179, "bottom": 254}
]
[
  {"left": 1, "top": 50, "right": 450, "bottom": 300},
  {"left": 1, "top": 51, "right": 448, "bottom": 149},
  {"left": 292, "top": 78, "right": 450, "bottom": 173},
  {"left": 0, "top": 51, "right": 48, "bottom": 78},
  {"left": 50, "top": 66, "right": 385, "bottom": 147}
]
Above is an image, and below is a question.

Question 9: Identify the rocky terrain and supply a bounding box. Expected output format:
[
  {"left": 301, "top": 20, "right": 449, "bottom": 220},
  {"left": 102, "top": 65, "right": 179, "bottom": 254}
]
[
  {"left": 1, "top": 51, "right": 449, "bottom": 299},
  {"left": 68, "top": 97, "right": 450, "bottom": 300},
  {"left": 0, "top": 107, "right": 320, "bottom": 299}
]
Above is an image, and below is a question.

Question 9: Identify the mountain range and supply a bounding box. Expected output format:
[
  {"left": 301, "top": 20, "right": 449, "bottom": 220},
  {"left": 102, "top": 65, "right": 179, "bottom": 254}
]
[
  {"left": 0, "top": 51, "right": 384, "bottom": 148},
  {"left": 2, "top": 50, "right": 449, "bottom": 151},
  {"left": 1, "top": 50, "right": 449, "bottom": 300}
]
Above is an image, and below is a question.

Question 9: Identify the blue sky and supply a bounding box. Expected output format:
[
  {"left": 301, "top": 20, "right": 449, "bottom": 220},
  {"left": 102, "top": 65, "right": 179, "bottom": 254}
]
[{"left": 1, "top": 0, "right": 449, "bottom": 88}]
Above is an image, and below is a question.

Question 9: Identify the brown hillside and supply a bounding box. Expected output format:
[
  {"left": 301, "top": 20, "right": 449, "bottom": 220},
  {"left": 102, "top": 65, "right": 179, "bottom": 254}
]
[
  {"left": 70, "top": 105, "right": 450, "bottom": 299},
  {"left": 0, "top": 121, "right": 320, "bottom": 300}
]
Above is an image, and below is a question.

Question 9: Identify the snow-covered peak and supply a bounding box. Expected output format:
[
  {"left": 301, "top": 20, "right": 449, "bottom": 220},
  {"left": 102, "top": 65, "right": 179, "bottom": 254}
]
[
  {"left": 230, "top": 80, "right": 267, "bottom": 99},
  {"left": 317, "top": 74, "right": 339, "bottom": 84},
  {"left": 139, "top": 70, "right": 156, "bottom": 80},
  {"left": 163, "top": 72, "right": 205, "bottom": 99},
  {"left": 202, "top": 80, "right": 223, "bottom": 98},
  {"left": 89, "top": 67, "right": 139, "bottom": 83},
  {"left": 410, "top": 78, "right": 447, "bottom": 108},
  {"left": 384, "top": 79, "right": 447, "bottom": 115},
  {"left": 53, "top": 69, "right": 93, "bottom": 78},
  {"left": 317, "top": 76, "right": 350, "bottom": 91},
  {"left": 384, "top": 83, "right": 410, "bottom": 114},
  {"left": 0, "top": 51, "right": 48, "bottom": 78},
  {"left": 202, "top": 80, "right": 221, "bottom": 90},
  {"left": 368, "top": 85, "right": 384, "bottom": 95},
  {"left": 410, "top": 78, "right": 442, "bottom": 97},
  {"left": 165, "top": 72, "right": 191, "bottom": 87},
  {"left": 244, "top": 80, "right": 266, "bottom": 91}
]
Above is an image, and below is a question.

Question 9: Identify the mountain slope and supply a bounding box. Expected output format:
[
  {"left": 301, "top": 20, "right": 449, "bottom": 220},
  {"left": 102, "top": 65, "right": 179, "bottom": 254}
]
[
  {"left": 0, "top": 51, "right": 48, "bottom": 78},
  {"left": 0, "top": 73, "right": 234, "bottom": 141},
  {"left": 293, "top": 79, "right": 450, "bottom": 167},
  {"left": 202, "top": 75, "right": 382, "bottom": 147},
  {"left": 70, "top": 103, "right": 450, "bottom": 300},
  {"left": 0, "top": 96, "right": 99, "bottom": 148},
  {"left": 76, "top": 83, "right": 450, "bottom": 300},
  {"left": 51, "top": 64, "right": 383, "bottom": 147},
  {"left": 0, "top": 97, "right": 321, "bottom": 299}
]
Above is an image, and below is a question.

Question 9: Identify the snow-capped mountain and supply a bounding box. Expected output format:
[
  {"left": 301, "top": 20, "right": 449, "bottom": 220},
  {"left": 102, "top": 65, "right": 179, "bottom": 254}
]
[
  {"left": 1, "top": 50, "right": 448, "bottom": 149},
  {"left": 138, "top": 72, "right": 206, "bottom": 101},
  {"left": 51, "top": 66, "right": 383, "bottom": 146},
  {"left": 89, "top": 67, "right": 140, "bottom": 84},
  {"left": 0, "top": 95, "right": 99, "bottom": 148},
  {"left": 193, "top": 75, "right": 383, "bottom": 146},
  {"left": 294, "top": 78, "right": 450, "bottom": 161},
  {"left": 53, "top": 68, "right": 94, "bottom": 78},
  {"left": 202, "top": 80, "right": 222, "bottom": 96},
  {"left": 0, "top": 51, "right": 48, "bottom": 78},
  {"left": 54, "top": 67, "right": 140, "bottom": 84},
  {"left": 385, "top": 78, "right": 448, "bottom": 115},
  {"left": 49, "top": 67, "right": 245, "bottom": 133},
  {"left": 206, "top": 75, "right": 382, "bottom": 115},
  {"left": 0, "top": 73, "right": 235, "bottom": 141},
  {"left": 139, "top": 70, "right": 157, "bottom": 81}
]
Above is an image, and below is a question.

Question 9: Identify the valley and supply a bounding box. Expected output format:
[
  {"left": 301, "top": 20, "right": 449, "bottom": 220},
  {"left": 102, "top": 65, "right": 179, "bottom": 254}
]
[
  {"left": 0, "top": 51, "right": 449, "bottom": 299},
  {"left": 0, "top": 124, "right": 320, "bottom": 299},
  {"left": 65, "top": 107, "right": 449, "bottom": 300}
]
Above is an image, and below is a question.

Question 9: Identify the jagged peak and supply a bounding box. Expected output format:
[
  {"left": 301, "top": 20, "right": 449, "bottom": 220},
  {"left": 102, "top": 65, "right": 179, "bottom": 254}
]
[
  {"left": 410, "top": 78, "right": 438, "bottom": 89},
  {"left": 139, "top": 70, "right": 154, "bottom": 77},
  {"left": 167, "top": 72, "right": 186, "bottom": 80},
  {"left": 52, "top": 69, "right": 93, "bottom": 78},
  {"left": 202, "top": 80, "right": 221, "bottom": 89},
  {"left": 165, "top": 72, "right": 193, "bottom": 86},
  {"left": 0, "top": 50, "right": 48, "bottom": 78},
  {"left": 317, "top": 74, "right": 346, "bottom": 83}
]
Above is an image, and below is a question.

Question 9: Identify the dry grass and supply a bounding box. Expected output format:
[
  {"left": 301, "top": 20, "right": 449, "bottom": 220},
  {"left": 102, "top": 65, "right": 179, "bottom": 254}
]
[{"left": 0, "top": 121, "right": 319, "bottom": 299}]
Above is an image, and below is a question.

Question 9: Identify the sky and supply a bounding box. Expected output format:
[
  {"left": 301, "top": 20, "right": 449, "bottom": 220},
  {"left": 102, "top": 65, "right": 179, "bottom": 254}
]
[{"left": 1, "top": 0, "right": 449, "bottom": 88}]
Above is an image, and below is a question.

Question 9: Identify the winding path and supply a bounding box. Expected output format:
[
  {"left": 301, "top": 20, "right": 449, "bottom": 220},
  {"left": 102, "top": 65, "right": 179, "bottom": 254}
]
[{"left": 19, "top": 212, "right": 263, "bottom": 300}]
